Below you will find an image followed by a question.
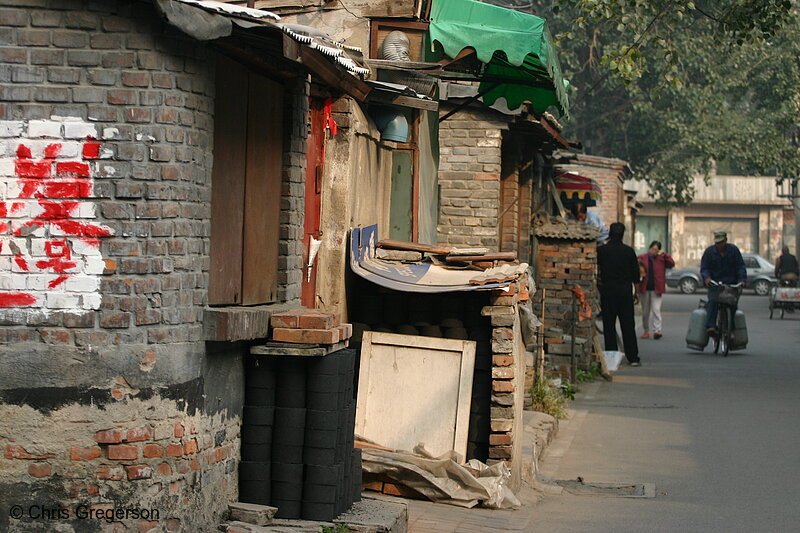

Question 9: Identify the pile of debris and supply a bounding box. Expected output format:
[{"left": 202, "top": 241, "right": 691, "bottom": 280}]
[
  {"left": 376, "top": 238, "right": 526, "bottom": 283},
  {"left": 532, "top": 213, "right": 599, "bottom": 241}
]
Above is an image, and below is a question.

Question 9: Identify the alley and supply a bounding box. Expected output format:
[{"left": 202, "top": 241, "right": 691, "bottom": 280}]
[
  {"left": 407, "top": 291, "right": 800, "bottom": 532},
  {"left": 530, "top": 291, "right": 800, "bottom": 532}
]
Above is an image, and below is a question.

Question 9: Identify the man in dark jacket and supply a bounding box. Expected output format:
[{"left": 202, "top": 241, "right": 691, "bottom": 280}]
[
  {"left": 700, "top": 230, "right": 746, "bottom": 333},
  {"left": 597, "top": 222, "right": 641, "bottom": 366},
  {"left": 775, "top": 246, "right": 799, "bottom": 286}
]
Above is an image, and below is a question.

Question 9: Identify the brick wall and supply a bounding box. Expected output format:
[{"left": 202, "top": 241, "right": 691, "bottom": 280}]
[
  {"left": 437, "top": 105, "right": 510, "bottom": 249},
  {"left": 556, "top": 159, "right": 627, "bottom": 228},
  {"left": 0, "top": 0, "right": 214, "bottom": 343},
  {"left": 278, "top": 76, "right": 308, "bottom": 304},
  {"left": 533, "top": 239, "right": 598, "bottom": 375},
  {"left": 498, "top": 134, "right": 533, "bottom": 262},
  {"left": 0, "top": 2, "right": 307, "bottom": 530}
]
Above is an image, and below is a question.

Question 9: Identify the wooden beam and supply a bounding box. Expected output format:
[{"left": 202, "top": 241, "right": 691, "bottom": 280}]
[
  {"left": 376, "top": 239, "right": 451, "bottom": 255},
  {"left": 438, "top": 48, "right": 476, "bottom": 68},
  {"left": 365, "top": 58, "right": 444, "bottom": 71},
  {"left": 445, "top": 252, "right": 517, "bottom": 262},
  {"left": 368, "top": 91, "right": 438, "bottom": 111},
  {"left": 538, "top": 118, "right": 570, "bottom": 148}
]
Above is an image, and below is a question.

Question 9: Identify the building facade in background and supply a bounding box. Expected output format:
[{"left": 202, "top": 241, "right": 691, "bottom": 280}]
[{"left": 627, "top": 174, "right": 791, "bottom": 267}]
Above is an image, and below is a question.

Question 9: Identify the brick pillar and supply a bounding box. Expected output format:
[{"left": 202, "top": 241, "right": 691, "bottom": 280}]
[
  {"left": 478, "top": 275, "right": 531, "bottom": 490},
  {"left": 437, "top": 105, "right": 509, "bottom": 249},
  {"left": 533, "top": 239, "right": 598, "bottom": 376}
]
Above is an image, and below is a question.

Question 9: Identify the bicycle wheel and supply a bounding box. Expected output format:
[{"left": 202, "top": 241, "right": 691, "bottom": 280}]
[
  {"left": 712, "top": 313, "right": 721, "bottom": 354},
  {"left": 720, "top": 307, "right": 730, "bottom": 356}
]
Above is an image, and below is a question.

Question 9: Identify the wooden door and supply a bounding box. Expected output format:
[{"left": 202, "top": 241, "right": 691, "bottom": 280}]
[{"left": 301, "top": 100, "right": 325, "bottom": 307}]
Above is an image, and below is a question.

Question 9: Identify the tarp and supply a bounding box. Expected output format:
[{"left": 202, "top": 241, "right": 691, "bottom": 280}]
[
  {"left": 428, "top": 0, "right": 569, "bottom": 117},
  {"left": 361, "top": 444, "right": 521, "bottom": 509},
  {"left": 350, "top": 225, "right": 511, "bottom": 293}
]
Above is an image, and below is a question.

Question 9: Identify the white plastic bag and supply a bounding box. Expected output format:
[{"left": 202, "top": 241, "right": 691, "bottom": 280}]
[{"left": 603, "top": 350, "right": 623, "bottom": 372}]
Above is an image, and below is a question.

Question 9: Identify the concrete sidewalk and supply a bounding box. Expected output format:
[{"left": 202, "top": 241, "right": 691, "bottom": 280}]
[{"left": 405, "top": 410, "right": 561, "bottom": 533}]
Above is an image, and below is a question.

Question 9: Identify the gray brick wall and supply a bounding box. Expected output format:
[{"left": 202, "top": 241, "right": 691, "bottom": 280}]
[
  {"left": 0, "top": 1, "right": 308, "bottom": 529},
  {"left": 0, "top": 1, "right": 213, "bottom": 348},
  {"left": 278, "top": 76, "right": 308, "bottom": 304},
  {"left": 0, "top": 0, "right": 307, "bottom": 343},
  {"left": 437, "top": 104, "right": 510, "bottom": 249}
]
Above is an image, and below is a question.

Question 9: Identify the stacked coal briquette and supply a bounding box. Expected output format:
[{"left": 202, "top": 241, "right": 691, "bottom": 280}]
[{"left": 239, "top": 349, "right": 361, "bottom": 520}]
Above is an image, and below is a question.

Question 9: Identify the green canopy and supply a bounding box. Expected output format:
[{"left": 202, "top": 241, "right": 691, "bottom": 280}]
[{"left": 429, "top": 0, "right": 569, "bottom": 117}]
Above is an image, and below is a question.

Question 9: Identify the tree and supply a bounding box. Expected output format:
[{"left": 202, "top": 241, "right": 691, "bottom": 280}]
[{"left": 533, "top": 1, "right": 800, "bottom": 206}]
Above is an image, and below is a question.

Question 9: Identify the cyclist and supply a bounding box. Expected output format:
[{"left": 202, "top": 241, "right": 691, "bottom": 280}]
[{"left": 700, "top": 230, "right": 746, "bottom": 336}]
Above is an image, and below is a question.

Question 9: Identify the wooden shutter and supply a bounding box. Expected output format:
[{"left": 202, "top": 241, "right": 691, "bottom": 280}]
[
  {"left": 242, "top": 75, "right": 283, "bottom": 305},
  {"left": 209, "top": 56, "right": 248, "bottom": 305},
  {"left": 209, "top": 56, "right": 284, "bottom": 306}
]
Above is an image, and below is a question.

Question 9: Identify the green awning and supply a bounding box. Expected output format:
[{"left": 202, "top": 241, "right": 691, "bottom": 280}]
[{"left": 429, "top": 0, "right": 569, "bottom": 117}]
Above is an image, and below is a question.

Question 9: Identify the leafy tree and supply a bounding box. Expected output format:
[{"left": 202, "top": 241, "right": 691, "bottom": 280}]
[{"left": 531, "top": 0, "right": 800, "bottom": 205}]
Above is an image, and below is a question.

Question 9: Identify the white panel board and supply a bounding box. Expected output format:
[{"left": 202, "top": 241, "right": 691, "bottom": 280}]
[{"left": 355, "top": 332, "right": 476, "bottom": 458}]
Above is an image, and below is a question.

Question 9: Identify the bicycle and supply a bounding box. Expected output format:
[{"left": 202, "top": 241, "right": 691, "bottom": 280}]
[{"left": 708, "top": 280, "right": 742, "bottom": 356}]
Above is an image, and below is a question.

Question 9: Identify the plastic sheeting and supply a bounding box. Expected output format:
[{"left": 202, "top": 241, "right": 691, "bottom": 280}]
[{"left": 361, "top": 444, "right": 521, "bottom": 509}]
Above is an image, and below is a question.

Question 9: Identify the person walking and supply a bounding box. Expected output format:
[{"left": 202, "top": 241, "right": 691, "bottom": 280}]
[
  {"left": 597, "top": 222, "right": 641, "bottom": 366},
  {"left": 700, "top": 230, "right": 746, "bottom": 335},
  {"left": 774, "top": 246, "right": 799, "bottom": 286},
  {"left": 638, "top": 241, "right": 675, "bottom": 340}
]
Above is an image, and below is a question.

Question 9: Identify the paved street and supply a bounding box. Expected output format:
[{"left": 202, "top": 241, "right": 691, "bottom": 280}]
[{"left": 409, "top": 290, "right": 800, "bottom": 532}]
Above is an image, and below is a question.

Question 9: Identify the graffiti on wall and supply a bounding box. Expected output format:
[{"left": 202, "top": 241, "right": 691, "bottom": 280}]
[{"left": 0, "top": 118, "right": 113, "bottom": 312}]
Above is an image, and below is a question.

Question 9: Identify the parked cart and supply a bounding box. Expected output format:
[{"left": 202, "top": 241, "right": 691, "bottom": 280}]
[{"left": 769, "top": 286, "right": 800, "bottom": 319}]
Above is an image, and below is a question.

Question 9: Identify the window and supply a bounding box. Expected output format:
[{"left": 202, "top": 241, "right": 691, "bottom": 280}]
[
  {"left": 208, "top": 55, "right": 284, "bottom": 305},
  {"left": 743, "top": 256, "right": 759, "bottom": 269}
]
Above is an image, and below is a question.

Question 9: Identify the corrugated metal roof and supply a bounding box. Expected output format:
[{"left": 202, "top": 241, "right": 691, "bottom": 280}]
[{"left": 162, "top": 0, "right": 369, "bottom": 76}]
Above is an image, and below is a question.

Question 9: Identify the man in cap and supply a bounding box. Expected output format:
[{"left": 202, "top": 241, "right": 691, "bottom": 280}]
[
  {"left": 700, "top": 230, "right": 746, "bottom": 334},
  {"left": 597, "top": 222, "right": 641, "bottom": 366}
]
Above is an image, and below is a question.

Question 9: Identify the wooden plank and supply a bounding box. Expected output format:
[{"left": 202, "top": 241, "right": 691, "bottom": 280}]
[
  {"left": 242, "top": 73, "right": 283, "bottom": 305},
  {"left": 376, "top": 239, "right": 451, "bottom": 255},
  {"left": 355, "top": 332, "right": 475, "bottom": 458},
  {"left": 209, "top": 55, "right": 248, "bottom": 305},
  {"left": 361, "top": 0, "right": 417, "bottom": 18},
  {"left": 411, "top": 113, "right": 420, "bottom": 242},
  {"left": 445, "top": 252, "right": 517, "bottom": 262},
  {"left": 368, "top": 92, "right": 439, "bottom": 111},
  {"left": 364, "top": 58, "right": 443, "bottom": 71},
  {"left": 250, "top": 341, "right": 348, "bottom": 357}
]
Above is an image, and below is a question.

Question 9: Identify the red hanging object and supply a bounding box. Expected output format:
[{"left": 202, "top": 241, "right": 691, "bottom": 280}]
[{"left": 323, "top": 97, "right": 338, "bottom": 136}]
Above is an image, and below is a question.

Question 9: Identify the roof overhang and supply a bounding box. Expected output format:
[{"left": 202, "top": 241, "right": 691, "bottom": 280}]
[{"left": 153, "top": 0, "right": 371, "bottom": 100}]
